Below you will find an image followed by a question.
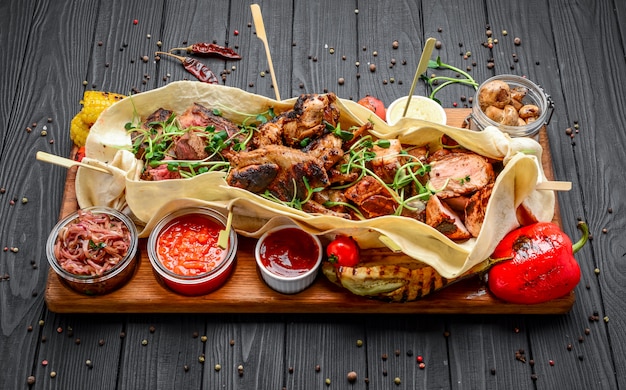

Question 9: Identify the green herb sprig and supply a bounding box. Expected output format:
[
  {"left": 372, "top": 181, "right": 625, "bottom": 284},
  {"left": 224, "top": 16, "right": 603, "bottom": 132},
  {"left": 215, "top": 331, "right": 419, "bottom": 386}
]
[{"left": 420, "top": 56, "right": 479, "bottom": 104}]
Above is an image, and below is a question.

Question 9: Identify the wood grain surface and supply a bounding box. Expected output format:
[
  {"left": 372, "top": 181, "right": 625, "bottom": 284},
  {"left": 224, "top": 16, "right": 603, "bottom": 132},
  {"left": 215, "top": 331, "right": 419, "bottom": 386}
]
[
  {"left": 2, "top": 0, "right": 624, "bottom": 389},
  {"left": 44, "top": 109, "right": 574, "bottom": 314}
]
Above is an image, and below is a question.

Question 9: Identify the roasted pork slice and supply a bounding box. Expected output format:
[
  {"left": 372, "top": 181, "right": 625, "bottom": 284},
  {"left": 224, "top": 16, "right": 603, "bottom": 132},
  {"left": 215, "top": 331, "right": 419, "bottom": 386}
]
[
  {"left": 226, "top": 145, "right": 329, "bottom": 201},
  {"left": 368, "top": 139, "right": 405, "bottom": 183},
  {"left": 425, "top": 194, "right": 471, "bottom": 241},
  {"left": 428, "top": 150, "right": 495, "bottom": 198}
]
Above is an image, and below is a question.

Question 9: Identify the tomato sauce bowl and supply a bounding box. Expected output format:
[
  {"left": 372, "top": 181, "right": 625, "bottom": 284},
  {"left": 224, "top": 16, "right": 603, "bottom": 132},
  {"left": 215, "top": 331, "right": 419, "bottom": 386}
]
[
  {"left": 46, "top": 206, "right": 139, "bottom": 295},
  {"left": 147, "top": 207, "right": 237, "bottom": 296},
  {"left": 255, "top": 225, "right": 323, "bottom": 294}
]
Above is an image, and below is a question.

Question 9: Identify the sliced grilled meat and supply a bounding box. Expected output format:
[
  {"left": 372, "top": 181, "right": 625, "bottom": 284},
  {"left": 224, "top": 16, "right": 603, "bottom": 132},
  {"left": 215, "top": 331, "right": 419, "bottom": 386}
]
[
  {"left": 173, "top": 130, "right": 209, "bottom": 160},
  {"left": 428, "top": 150, "right": 495, "bottom": 199},
  {"left": 425, "top": 194, "right": 471, "bottom": 241},
  {"left": 177, "top": 103, "right": 245, "bottom": 157},
  {"left": 464, "top": 183, "right": 493, "bottom": 237}
]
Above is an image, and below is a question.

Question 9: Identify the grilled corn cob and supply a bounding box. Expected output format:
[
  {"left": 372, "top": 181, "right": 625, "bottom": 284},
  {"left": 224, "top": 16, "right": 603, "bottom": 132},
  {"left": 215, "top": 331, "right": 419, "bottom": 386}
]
[{"left": 69, "top": 91, "right": 126, "bottom": 147}]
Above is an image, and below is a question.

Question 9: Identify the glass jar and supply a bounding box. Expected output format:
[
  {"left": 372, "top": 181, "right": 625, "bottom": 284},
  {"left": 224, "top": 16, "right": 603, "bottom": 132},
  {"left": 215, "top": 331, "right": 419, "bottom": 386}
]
[{"left": 469, "top": 75, "right": 553, "bottom": 138}]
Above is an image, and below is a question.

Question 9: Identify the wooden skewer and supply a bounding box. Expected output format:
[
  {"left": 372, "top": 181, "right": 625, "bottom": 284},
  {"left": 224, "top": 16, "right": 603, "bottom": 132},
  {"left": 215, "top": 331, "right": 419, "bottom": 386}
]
[
  {"left": 403, "top": 37, "right": 436, "bottom": 117},
  {"left": 36, "top": 151, "right": 112, "bottom": 175},
  {"left": 250, "top": 4, "right": 281, "bottom": 101},
  {"left": 535, "top": 181, "right": 572, "bottom": 191}
]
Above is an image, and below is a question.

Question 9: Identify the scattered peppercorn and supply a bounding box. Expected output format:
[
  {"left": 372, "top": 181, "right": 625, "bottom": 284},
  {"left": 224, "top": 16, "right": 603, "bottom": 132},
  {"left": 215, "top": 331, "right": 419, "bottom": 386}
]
[
  {"left": 214, "top": 363, "right": 221, "bottom": 371},
  {"left": 394, "top": 377, "right": 401, "bottom": 385},
  {"left": 514, "top": 37, "right": 521, "bottom": 45},
  {"left": 347, "top": 371, "right": 357, "bottom": 382},
  {"left": 27, "top": 376, "right": 36, "bottom": 385},
  {"left": 356, "top": 339, "right": 363, "bottom": 347},
  {"left": 369, "top": 64, "right": 376, "bottom": 72}
]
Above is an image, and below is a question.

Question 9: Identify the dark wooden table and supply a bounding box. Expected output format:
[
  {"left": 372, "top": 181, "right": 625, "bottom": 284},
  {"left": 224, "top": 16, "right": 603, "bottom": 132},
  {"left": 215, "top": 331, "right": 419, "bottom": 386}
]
[{"left": 1, "top": 0, "right": 624, "bottom": 388}]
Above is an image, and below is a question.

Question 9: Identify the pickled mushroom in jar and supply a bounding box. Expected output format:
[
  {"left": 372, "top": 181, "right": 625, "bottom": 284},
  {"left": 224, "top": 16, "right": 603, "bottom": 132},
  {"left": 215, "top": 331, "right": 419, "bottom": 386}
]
[
  {"left": 478, "top": 80, "right": 541, "bottom": 127},
  {"left": 478, "top": 80, "right": 511, "bottom": 110}
]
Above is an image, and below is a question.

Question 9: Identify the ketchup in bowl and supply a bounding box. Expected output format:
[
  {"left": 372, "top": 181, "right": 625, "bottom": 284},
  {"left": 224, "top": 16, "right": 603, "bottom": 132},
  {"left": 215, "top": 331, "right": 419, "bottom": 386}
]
[
  {"left": 147, "top": 207, "right": 237, "bottom": 296},
  {"left": 255, "top": 225, "right": 322, "bottom": 294}
]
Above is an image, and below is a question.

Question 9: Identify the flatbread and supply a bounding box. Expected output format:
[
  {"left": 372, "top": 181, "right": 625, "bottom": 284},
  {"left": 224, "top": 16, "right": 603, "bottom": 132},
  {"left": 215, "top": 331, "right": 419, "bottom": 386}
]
[{"left": 76, "top": 81, "right": 554, "bottom": 278}]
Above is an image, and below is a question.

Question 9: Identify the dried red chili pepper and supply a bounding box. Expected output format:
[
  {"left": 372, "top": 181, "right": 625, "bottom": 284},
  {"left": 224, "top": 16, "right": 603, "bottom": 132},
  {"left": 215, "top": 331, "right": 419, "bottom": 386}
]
[
  {"left": 155, "top": 52, "right": 218, "bottom": 84},
  {"left": 487, "top": 221, "right": 588, "bottom": 304},
  {"left": 169, "top": 43, "right": 242, "bottom": 60}
]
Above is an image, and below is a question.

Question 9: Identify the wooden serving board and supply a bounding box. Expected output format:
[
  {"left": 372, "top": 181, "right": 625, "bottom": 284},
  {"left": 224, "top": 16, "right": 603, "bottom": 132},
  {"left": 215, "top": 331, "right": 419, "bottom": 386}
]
[{"left": 45, "top": 109, "right": 574, "bottom": 314}]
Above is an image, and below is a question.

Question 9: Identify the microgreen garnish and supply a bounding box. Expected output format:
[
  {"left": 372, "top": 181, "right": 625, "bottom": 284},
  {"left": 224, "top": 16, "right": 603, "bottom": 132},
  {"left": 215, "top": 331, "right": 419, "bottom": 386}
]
[
  {"left": 325, "top": 121, "right": 354, "bottom": 142},
  {"left": 420, "top": 56, "right": 478, "bottom": 104}
]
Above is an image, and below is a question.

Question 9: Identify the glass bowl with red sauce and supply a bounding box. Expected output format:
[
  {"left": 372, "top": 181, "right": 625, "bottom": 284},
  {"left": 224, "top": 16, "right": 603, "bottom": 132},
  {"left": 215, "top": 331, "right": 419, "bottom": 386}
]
[
  {"left": 255, "top": 225, "right": 323, "bottom": 294},
  {"left": 46, "top": 206, "right": 139, "bottom": 295},
  {"left": 147, "top": 207, "right": 237, "bottom": 296}
]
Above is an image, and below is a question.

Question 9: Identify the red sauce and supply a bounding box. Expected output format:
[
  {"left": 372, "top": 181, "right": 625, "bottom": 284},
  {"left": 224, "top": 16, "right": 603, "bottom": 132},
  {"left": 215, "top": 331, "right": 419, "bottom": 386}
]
[
  {"left": 259, "top": 228, "right": 320, "bottom": 277},
  {"left": 157, "top": 214, "right": 226, "bottom": 276}
]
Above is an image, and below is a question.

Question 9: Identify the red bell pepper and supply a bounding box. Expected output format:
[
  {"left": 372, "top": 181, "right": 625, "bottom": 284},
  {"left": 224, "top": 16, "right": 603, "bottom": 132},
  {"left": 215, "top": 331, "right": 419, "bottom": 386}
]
[{"left": 488, "top": 221, "right": 589, "bottom": 304}]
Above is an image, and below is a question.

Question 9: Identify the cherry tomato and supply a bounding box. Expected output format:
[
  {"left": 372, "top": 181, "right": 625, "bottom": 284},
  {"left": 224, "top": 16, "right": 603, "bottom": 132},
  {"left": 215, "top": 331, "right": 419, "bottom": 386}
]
[
  {"left": 75, "top": 146, "right": 86, "bottom": 162},
  {"left": 357, "top": 96, "right": 386, "bottom": 120},
  {"left": 326, "top": 236, "right": 360, "bottom": 267}
]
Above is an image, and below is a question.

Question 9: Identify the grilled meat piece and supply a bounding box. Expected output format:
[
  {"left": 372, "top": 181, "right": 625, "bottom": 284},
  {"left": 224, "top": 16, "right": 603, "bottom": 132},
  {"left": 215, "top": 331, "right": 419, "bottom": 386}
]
[
  {"left": 368, "top": 139, "right": 404, "bottom": 183},
  {"left": 178, "top": 103, "right": 245, "bottom": 157},
  {"left": 303, "top": 133, "right": 344, "bottom": 170},
  {"left": 141, "top": 160, "right": 182, "bottom": 181},
  {"left": 253, "top": 93, "right": 340, "bottom": 148},
  {"left": 464, "top": 183, "right": 493, "bottom": 237},
  {"left": 173, "top": 130, "right": 209, "bottom": 160},
  {"left": 131, "top": 108, "right": 173, "bottom": 160},
  {"left": 226, "top": 144, "right": 329, "bottom": 201},
  {"left": 425, "top": 194, "right": 471, "bottom": 241},
  {"left": 302, "top": 197, "right": 351, "bottom": 219},
  {"left": 344, "top": 176, "right": 398, "bottom": 218},
  {"left": 178, "top": 103, "right": 240, "bottom": 134},
  {"left": 428, "top": 149, "right": 495, "bottom": 199}
]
